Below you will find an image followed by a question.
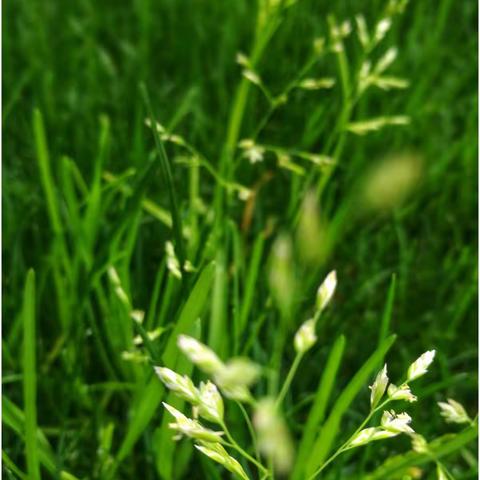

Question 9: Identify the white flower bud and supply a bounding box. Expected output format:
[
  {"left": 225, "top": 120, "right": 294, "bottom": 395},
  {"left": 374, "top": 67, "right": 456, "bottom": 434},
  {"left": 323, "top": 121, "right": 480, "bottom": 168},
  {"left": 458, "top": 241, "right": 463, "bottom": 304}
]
[
  {"left": 381, "top": 410, "right": 414, "bottom": 434},
  {"left": 369, "top": 364, "right": 389, "bottom": 408},
  {"left": 294, "top": 318, "right": 317, "bottom": 354},
  {"left": 177, "top": 335, "right": 225, "bottom": 375},
  {"left": 349, "top": 427, "right": 397, "bottom": 448},
  {"left": 316, "top": 270, "right": 337, "bottom": 311},
  {"left": 387, "top": 383, "right": 417, "bottom": 403},
  {"left": 195, "top": 443, "right": 249, "bottom": 480},
  {"left": 198, "top": 381, "right": 224, "bottom": 424},
  {"left": 407, "top": 350, "right": 436, "bottom": 381},
  {"left": 438, "top": 399, "right": 471, "bottom": 425},
  {"left": 154, "top": 367, "right": 199, "bottom": 404},
  {"left": 163, "top": 403, "right": 224, "bottom": 443}
]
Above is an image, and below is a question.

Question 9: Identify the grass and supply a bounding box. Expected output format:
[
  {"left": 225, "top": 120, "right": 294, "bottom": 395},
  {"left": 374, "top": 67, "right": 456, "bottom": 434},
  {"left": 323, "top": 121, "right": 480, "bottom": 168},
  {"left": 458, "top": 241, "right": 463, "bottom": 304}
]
[{"left": 3, "top": 0, "right": 477, "bottom": 478}]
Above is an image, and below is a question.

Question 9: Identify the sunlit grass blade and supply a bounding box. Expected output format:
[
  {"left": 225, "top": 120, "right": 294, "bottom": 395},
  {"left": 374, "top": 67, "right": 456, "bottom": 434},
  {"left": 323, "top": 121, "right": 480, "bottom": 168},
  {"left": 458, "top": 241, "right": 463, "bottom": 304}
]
[
  {"left": 305, "top": 334, "right": 397, "bottom": 477},
  {"left": 293, "top": 335, "right": 346, "bottom": 480},
  {"left": 22, "top": 269, "right": 40, "bottom": 480}
]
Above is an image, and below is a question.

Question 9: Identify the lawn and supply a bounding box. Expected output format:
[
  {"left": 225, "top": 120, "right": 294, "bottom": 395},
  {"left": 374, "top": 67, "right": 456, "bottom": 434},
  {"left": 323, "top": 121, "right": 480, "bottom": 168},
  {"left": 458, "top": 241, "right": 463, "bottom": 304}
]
[{"left": 3, "top": 0, "right": 478, "bottom": 479}]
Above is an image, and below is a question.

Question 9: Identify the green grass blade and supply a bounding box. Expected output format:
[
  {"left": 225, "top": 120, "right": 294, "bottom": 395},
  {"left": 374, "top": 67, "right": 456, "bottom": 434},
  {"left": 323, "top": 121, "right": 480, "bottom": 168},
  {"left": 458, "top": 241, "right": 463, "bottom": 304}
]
[
  {"left": 378, "top": 274, "right": 396, "bottom": 348},
  {"left": 305, "top": 334, "right": 397, "bottom": 477},
  {"left": 32, "top": 109, "right": 62, "bottom": 235},
  {"left": 141, "top": 83, "right": 186, "bottom": 278},
  {"left": 366, "top": 425, "right": 478, "bottom": 480},
  {"left": 3, "top": 396, "right": 57, "bottom": 474},
  {"left": 2, "top": 450, "right": 27, "bottom": 480},
  {"left": 22, "top": 269, "right": 40, "bottom": 480},
  {"left": 292, "top": 335, "right": 346, "bottom": 480},
  {"left": 113, "top": 262, "right": 215, "bottom": 471}
]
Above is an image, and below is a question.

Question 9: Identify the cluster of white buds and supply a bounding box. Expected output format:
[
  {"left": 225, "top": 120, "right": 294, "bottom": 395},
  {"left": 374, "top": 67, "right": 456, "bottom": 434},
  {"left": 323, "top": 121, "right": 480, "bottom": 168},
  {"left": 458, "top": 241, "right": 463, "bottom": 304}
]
[
  {"left": 162, "top": 403, "right": 224, "bottom": 443},
  {"left": 329, "top": 18, "right": 352, "bottom": 53},
  {"left": 165, "top": 241, "right": 194, "bottom": 279},
  {"left": 369, "top": 350, "right": 435, "bottom": 410},
  {"left": 438, "top": 399, "right": 471, "bottom": 425},
  {"left": 195, "top": 442, "right": 249, "bottom": 480},
  {"left": 349, "top": 409, "right": 413, "bottom": 448},
  {"left": 293, "top": 271, "right": 337, "bottom": 355},
  {"left": 238, "top": 139, "right": 265, "bottom": 164}
]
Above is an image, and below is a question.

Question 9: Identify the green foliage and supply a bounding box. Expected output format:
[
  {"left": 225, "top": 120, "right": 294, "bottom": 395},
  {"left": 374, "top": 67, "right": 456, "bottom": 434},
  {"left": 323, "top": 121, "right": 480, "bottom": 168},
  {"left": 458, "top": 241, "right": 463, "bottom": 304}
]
[{"left": 3, "top": 0, "right": 477, "bottom": 478}]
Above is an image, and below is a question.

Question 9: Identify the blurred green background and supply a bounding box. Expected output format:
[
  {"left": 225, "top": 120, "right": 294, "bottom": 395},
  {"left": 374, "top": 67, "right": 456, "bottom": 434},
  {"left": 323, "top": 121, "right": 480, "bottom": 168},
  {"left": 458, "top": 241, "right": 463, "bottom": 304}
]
[{"left": 3, "top": 0, "right": 478, "bottom": 478}]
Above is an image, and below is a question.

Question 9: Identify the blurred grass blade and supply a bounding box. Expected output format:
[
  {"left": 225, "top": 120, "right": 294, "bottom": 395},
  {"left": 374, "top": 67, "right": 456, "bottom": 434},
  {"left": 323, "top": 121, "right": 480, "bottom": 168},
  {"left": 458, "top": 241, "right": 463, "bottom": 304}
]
[
  {"left": 305, "top": 334, "right": 397, "bottom": 476},
  {"left": 2, "top": 450, "right": 27, "bottom": 480},
  {"left": 141, "top": 83, "right": 186, "bottom": 278},
  {"left": 3, "top": 396, "right": 57, "bottom": 474},
  {"left": 22, "top": 269, "right": 40, "bottom": 480},
  {"left": 378, "top": 274, "right": 396, "bottom": 347},
  {"left": 293, "top": 335, "right": 346, "bottom": 480},
  {"left": 366, "top": 425, "right": 478, "bottom": 479}
]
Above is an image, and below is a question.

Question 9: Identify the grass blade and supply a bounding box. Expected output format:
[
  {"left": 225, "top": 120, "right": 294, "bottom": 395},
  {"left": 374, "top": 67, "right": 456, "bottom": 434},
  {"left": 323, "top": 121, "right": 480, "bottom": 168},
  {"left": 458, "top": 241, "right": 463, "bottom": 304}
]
[
  {"left": 305, "top": 334, "right": 397, "bottom": 477},
  {"left": 22, "top": 269, "right": 40, "bottom": 480},
  {"left": 292, "top": 335, "right": 346, "bottom": 480}
]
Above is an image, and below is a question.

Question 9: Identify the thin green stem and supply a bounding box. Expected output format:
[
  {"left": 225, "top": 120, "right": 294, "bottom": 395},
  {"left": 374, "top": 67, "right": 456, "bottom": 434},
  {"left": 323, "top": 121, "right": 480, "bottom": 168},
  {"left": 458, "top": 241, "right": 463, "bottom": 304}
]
[
  {"left": 307, "top": 398, "right": 392, "bottom": 479},
  {"left": 221, "top": 422, "right": 269, "bottom": 476},
  {"left": 275, "top": 352, "right": 304, "bottom": 409},
  {"left": 236, "top": 401, "right": 261, "bottom": 462}
]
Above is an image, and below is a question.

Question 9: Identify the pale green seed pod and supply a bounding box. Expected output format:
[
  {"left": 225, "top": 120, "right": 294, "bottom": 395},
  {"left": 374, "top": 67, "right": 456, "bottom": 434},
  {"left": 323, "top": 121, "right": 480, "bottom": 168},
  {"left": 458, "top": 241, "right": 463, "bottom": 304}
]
[
  {"left": 381, "top": 410, "right": 414, "bottom": 434},
  {"left": 438, "top": 399, "right": 471, "bottom": 425},
  {"left": 294, "top": 318, "right": 317, "bottom": 354},
  {"left": 155, "top": 367, "right": 199, "bottom": 404},
  {"left": 407, "top": 350, "right": 436, "bottom": 381},
  {"left": 369, "top": 364, "right": 389, "bottom": 408},
  {"left": 195, "top": 443, "right": 249, "bottom": 480},
  {"left": 349, "top": 427, "right": 397, "bottom": 448},
  {"left": 198, "top": 381, "right": 224, "bottom": 424},
  {"left": 316, "top": 270, "right": 337, "bottom": 312},
  {"left": 387, "top": 383, "right": 417, "bottom": 403}
]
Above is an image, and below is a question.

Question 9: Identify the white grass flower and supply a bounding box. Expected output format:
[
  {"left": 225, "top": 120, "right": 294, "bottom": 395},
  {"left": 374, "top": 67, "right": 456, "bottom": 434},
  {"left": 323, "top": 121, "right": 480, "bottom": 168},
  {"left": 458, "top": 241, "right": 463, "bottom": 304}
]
[
  {"left": 381, "top": 410, "right": 414, "bottom": 434},
  {"left": 166, "top": 241, "right": 182, "bottom": 279},
  {"left": 375, "top": 47, "right": 398, "bottom": 74},
  {"left": 316, "top": 270, "right": 337, "bottom": 311},
  {"left": 195, "top": 443, "right": 249, "bottom": 480},
  {"left": 163, "top": 402, "right": 224, "bottom": 443},
  {"left": 235, "top": 52, "right": 250, "bottom": 67},
  {"left": 349, "top": 427, "right": 397, "bottom": 448},
  {"left": 242, "top": 69, "right": 261, "bottom": 86},
  {"left": 298, "top": 78, "right": 335, "bottom": 90},
  {"left": 198, "top": 381, "right": 224, "bottom": 424},
  {"left": 177, "top": 335, "right": 225, "bottom": 375},
  {"left": 407, "top": 350, "right": 436, "bottom": 381},
  {"left": 355, "top": 15, "right": 370, "bottom": 47},
  {"left": 347, "top": 116, "right": 409, "bottom": 135},
  {"left": 243, "top": 145, "right": 265, "bottom": 164},
  {"left": 372, "top": 76, "right": 409, "bottom": 90},
  {"left": 294, "top": 318, "right": 317, "bottom": 354},
  {"left": 387, "top": 383, "right": 417, "bottom": 403},
  {"left": 374, "top": 18, "right": 392, "bottom": 43},
  {"left": 438, "top": 398, "right": 471, "bottom": 425},
  {"left": 369, "top": 364, "right": 389, "bottom": 408},
  {"left": 154, "top": 367, "right": 199, "bottom": 404}
]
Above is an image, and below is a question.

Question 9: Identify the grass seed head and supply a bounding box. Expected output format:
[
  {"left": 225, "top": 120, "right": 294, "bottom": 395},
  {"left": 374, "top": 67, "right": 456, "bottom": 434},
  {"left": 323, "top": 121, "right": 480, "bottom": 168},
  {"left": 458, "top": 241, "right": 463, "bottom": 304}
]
[{"left": 407, "top": 350, "right": 436, "bottom": 382}]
